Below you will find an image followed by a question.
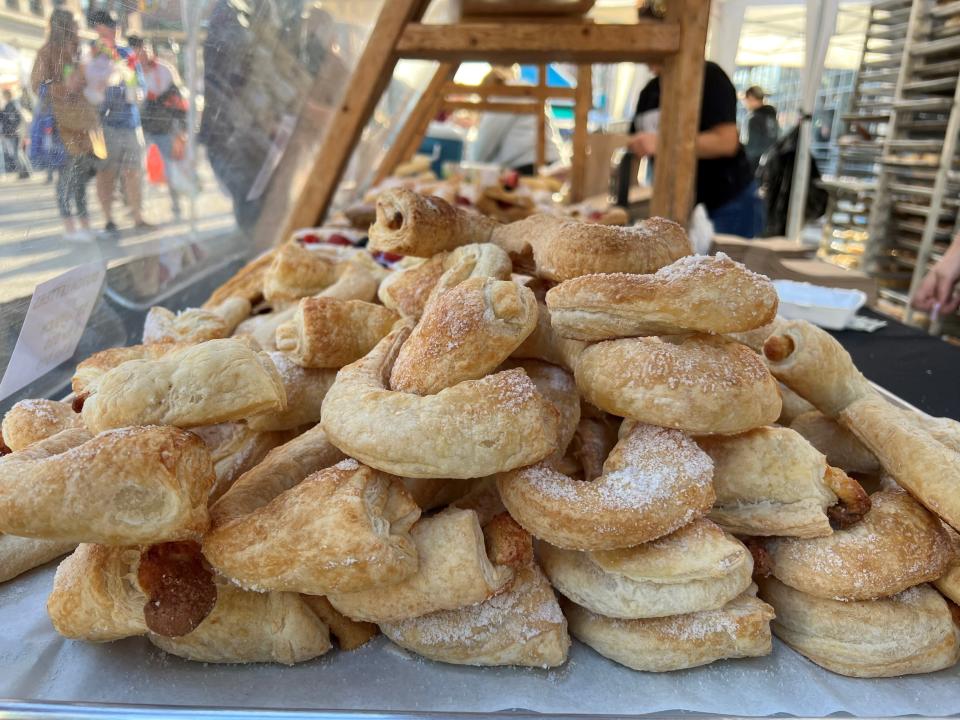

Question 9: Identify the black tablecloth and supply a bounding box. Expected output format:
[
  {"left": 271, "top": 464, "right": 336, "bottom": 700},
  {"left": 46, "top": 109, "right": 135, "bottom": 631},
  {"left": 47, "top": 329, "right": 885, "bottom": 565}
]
[{"left": 829, "top": 308, "right": 959, "bottom": 419}]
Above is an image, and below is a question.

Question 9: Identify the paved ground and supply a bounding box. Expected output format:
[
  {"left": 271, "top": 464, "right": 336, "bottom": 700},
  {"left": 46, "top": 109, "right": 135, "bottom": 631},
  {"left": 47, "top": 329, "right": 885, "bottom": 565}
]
[{"left": 0, "top": 159, "right": 236, "bottom": 303}]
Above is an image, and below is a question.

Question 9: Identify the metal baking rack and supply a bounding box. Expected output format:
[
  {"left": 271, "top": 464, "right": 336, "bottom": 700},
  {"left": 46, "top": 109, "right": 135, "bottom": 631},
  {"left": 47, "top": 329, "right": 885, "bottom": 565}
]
[
  {"left": 818, "top": 0, "right": 910, "bottom": 272},
  {"left": 863, "top": 0, "right": 960, "bottom": 331}
]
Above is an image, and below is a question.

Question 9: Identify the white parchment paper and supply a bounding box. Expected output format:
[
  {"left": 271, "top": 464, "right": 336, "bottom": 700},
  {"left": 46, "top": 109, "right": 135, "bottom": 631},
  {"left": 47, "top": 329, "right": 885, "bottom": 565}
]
[{"left": 2, "top": 564, "right": 959, "bottom": 717}]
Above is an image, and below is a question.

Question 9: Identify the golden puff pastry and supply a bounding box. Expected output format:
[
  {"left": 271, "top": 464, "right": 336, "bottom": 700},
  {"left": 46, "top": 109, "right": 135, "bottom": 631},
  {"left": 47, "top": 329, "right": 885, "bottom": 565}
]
[
  {"left": 327, "top": 508, "right": 514, "bottom": 623},
  {"left": 377, "top": 254, "right": 448, "bottom": 319},
  {"left": 0, "top": 535, "right": 74, "bottom": 583},
  {"left": 498, "top": 422, "right": 715, "bottom": 551},
  {"left": 757, "top": 489, "right": 954, "bottom": 601},
  {"left": 142, "top": 297, "right": 251, "bottom": 344},
  {"left": 190, "top": 422, "right": 289, "bottom": 501},
  {"left": 0, "top": 427, "right": 212, "bottom": 544},
  {"left": 317, "top": 256, "right": 381, "bottom": 303},
  {"left": 210, "top": 423, "right": 345, "bottom": 528},
  {"left": 203, "top": 459, "right": 420, "bottom": 595},
  {"left": 49, "top": 541, "right": 217, "bottom": 641},
  {"left": 150, "top": 582, "right": 332, "bottom": 665},
  {"left": 576, "top": 335, "right": 781, "bottom": 435},
  {"left": 72, "top": 341, "right": 191, "bottom": 400},
  {"left": 202, "top": 248, "right": 276, "bottom": 310},
  {"left": 380, "top": 516, "right": 569, "bottom": 668},
  {"left": 300, "top": 594, "right": 379, "bottom": 650},
  {"left": 933, "top": 526, "right": 960, "bottom": 605},
  {"left": 545, "top": 253, "right": 777, "bottom": 341},
  {"left": 759, "top": 577, "right": 960, "bottom": 678},
  {"left": 1, "top": 399, "right": 83, "bottom": 451},
  {"left": 699, "top": 427, "right": 870, "bottom": 538},
  {"left": 839, "top": 394, "right": 960, "bottom": 533},
  {"left": 275, "top": 298, "right": 398, "bottom": 369},
  {"left": 539, "top": 519, "right": 753, "bottom": 619},
  {"left": 262, "top": 240, "right": 354, "bottom": 303},
  {"left": 790, "top": 411, "right": 881, "bottom": 475},
  {"left": 492, "top": 214, "right": 691, "bottom": 282},
  {"left": 563, "top": 588, "right": 774, "bottom": 672},
  {"left": 778, "top": 383, "right": 816, "bottom": 425},
  {"left": 511, "top": 302, "right": 586, "bottom": 373},
  {"left": 725, "top": 316, "right": 788, "bottom": 354},
  {"left": 422, "top": 242, "right": 513, "bottom": 311},
  {"left": 80, "top": 339, "right": 286, "bottom": 433},
  {"left": 321, "top": 322, "right": 559, "bottom": 479},
  {"left": 390, "top": 277, "right": 537, "bottom": 395},
  {"left": 232, "top": 305, "right": 295, "bottom": 352},
  {"left": 505, "top": 360, "right": 580, "bottom": 468},
  {"left": 762, "top": 319, "right": 873, "bottom": 417},
  {"left": 368, "top": 188, "right": 499, "bottom": 257},
  {"left": 245, "top": 352, "right": 336, "bottom": 431}
]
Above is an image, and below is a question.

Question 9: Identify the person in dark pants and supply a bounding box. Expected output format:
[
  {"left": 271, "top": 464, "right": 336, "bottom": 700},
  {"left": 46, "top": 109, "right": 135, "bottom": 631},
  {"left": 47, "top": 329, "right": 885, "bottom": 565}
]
[
  {"left": 1, "top": 89, "right": 30, "bottom": 178},
  {"left": 629, "top": 61, "right": 763, "bottom": 238},
  {"left": 743, "top": 86, "right": 778, "bottom": 172}
]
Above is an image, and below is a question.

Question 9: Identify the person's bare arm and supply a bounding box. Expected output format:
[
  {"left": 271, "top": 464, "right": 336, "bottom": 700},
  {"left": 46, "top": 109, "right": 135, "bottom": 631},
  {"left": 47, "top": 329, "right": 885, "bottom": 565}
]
[
  {"left": 695, "top": 122, "right": 740, "bottom": 159},
  {"left": 913, "top": 234, "right": 960, "bottom": 314}
]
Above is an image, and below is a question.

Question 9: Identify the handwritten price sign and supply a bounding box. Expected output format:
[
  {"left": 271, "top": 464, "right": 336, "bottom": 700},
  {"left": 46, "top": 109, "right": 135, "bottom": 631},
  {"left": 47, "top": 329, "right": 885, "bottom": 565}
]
[{"left": 0, "top": 261, "right": 106, "bottom": 400}]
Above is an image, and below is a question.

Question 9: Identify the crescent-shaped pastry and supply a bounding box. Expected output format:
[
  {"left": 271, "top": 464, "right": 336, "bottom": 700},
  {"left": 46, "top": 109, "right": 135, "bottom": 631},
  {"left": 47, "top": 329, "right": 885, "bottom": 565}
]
[
  {"left": 1, "top": 399, "right": 83, "bottom": 451},
  {"left": 0, "top": 535, "right": 75, "bottom": 583},
  {"left": 262, "top": 240, "right": 355, "bottom": 302},
  {"left": 576, "top": 335, "right": 781, "bottom": 435},
  {"left": 839, "top": 394, "right": 960, "bottom": 532},
  {"left": 377, "top": 254, "right": 448, "bottom": 319},
  {"left": 210, "top": 423, "right": 345, "bottom": 527},
  {"left": 497, "top": 422, "right": 715, "bottom": 551},
  {"left": 759, "top": 577, "right": 960, "bottom": 678},
  {"left": 368, "top": 188, "right": 499, "bottom": 257},
  {"left": 0, "top": 427, "right": 212, "bottom": 544},
  {"left": 321, "top": 322, "right": 559, "bottom": 479},
  {"left": 150, "top": 582, "right": 332, "bottom": 665},
  {"left": 511, "top": 303, "right": 586, "bottom": 373},
  {"left": 422, "top": 242, "right": 513, "bottom": 311},
  {"left": 80, "top": 339, "right": 286, "bottom": 433},
  {"left": 203, "top": 459, "right": 420, "bottom": 595},
  {"left": 49, "top": 541, "right": 217, "bottom": 641},
  {"left": 245, "top": 352, "right": 336, "bottom": 431},
  {"left": 563, "top": 587, "right": 774, "bottom": 672},
  {"left": 299, "top": 594, "right": 379, "bottom": 650},
  {"left": 142, "top": 297, "right": 251, "bottom": 344},
  {"left": 202, "top": 248, "right": 276, "bottom": 309},
  {"left": 758, "top": 489, "right": 954, "bottom": 601},
  {"left": 72, "top": 341, "right": 192, "bottom": 401},
  {"left": 934, "top": 526, "right": 960, "bottom": 605},
  {"left": 699, "top": 427, "right": 871, "bottom": 538},
  {"left": 762, "top": 319, "right": 873, "bottom": 416},
  {"left": 492, "top": 215, "right": 691, "bottom": 282},
  {"left": 327, "top": 508, "right": 514, "bottom": 623},
  {"left": 381, "top": 516, "right": 569, "bottom": 668},
  {"left": 545, "top": 253, "right": 777, "bottom": 341},
  {"left": 190, "top": 422, "right": 289, "bottom": 502},
  {"left": 790, "top": 411, "right": 881, "bottom": 474},
  {"left": 390, "top": 277, "right": 537, "bottom": 395},
  {"left": 539, "top": 518, "right": 753, "bottom": 619},
  {"left": 275, "top": 298, "right": 399, "bottom": 369}
]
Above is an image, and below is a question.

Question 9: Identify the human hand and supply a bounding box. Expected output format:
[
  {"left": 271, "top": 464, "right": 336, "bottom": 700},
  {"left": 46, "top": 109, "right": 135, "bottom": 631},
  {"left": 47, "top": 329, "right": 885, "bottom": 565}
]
[
  {"left": 627, "top": 132, "right": 657, "bottom": 157},
  {"left": 913, "top": 250, "right": 960, "bottom": 314}
]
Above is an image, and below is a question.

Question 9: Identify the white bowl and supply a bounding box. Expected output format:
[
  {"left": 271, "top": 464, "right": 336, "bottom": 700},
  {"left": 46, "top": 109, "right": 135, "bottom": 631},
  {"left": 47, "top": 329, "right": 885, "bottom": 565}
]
[{"left": 773, "top": 279, "right": 867, "bottom": 330}]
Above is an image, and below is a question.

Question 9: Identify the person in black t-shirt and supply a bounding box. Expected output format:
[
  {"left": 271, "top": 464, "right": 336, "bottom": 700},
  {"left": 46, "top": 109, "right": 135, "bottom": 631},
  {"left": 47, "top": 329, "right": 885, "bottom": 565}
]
[{"left": 630, "top": 61, "right": 763, "bottom": 238}]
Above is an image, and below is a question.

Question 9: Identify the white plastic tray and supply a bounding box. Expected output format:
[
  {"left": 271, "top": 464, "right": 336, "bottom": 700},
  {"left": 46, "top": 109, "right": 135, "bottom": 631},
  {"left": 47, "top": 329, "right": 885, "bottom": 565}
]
[{"left": 773, "top": 280, "right": 867, "bottom": 330}]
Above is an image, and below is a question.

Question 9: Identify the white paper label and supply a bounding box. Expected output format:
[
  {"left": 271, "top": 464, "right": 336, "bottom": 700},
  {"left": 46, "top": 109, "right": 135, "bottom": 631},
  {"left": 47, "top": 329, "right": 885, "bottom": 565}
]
[{"left": 0, "top": 261, "right": 106, "bottom": 400}]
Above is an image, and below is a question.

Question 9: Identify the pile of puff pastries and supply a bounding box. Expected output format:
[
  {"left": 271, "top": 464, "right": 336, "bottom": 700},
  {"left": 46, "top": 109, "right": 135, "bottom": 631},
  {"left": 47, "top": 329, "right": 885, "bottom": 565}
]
[{"left": 1, "top": 187, "right": 959, "bottom": 680}]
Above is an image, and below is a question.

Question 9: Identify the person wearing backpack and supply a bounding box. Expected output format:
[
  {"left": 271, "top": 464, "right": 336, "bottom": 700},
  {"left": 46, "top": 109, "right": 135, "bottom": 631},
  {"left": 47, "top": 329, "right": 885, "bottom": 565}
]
[
  {"left": 130, "top": 35, "right": 187, "bottom": 220},
  {"left": 31, "top": 8, "right": 103, "bottom": 241}
]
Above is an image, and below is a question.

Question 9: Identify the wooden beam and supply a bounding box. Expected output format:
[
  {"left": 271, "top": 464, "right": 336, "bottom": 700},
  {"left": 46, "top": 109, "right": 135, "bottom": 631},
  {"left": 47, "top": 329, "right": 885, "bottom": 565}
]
[
  {"left": 443, "top": 100, "right": 539, "bottom": 114},
  {"left": 443, "top": 82, "right": 576, "bottom": 100},
  {"left": 570, "top": 64, "right": 592, "bottom": 203},
  {"left": 649, "top": 0, "right": 710, "bottom": 224},
  {"left": 374, "top": 62, "right": 456, "bottom": 185},
  {"left": 536, "top": 63, "right": 547, "bottom": 170},
  {"left": 254, "top": 0, "right": 427, "bottom": 245},
  {"left": 397, "top": 21, "right": 681, "bottom": 63}
]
